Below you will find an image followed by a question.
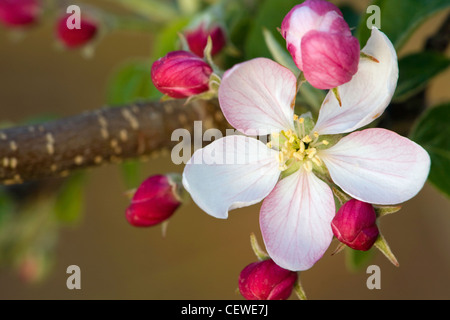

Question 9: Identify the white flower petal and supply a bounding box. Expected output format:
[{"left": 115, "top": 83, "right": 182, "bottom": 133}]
[
  {"left": 314, "top": 28, "right": 398, "bottom": 135},
  {"left": 321, "top": 128, "right": 431, "bottom": 205},
  {"left": 218, "top": 58, "right": 296, "bottom": 135},
  {"left": 182, "top": 135, "right": 280, "bottom": 219},
  {"left": 260, "top": 169, "right": 335, "bottom": 271}
]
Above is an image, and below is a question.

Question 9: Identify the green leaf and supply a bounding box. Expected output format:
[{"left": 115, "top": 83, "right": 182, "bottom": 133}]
[
  {"left": 262, "top": 27, "right": 299, "bottom": 74},
  {"left": 345, "top": 247, "right": 376, "bottom": 272},
  {"left": 106, "top": 59, "right": 159, "bottom": 106},
  {"left": 410, "top": 103, "right": 450, "bottom": 197},
  {"left": 121, "top": 159, "right": 143, "bottom": 190},
  {"left": 0, "top": 190, "right": 14, "bottom": 226},
  {"left": 152, "top": 17, "right": 190, "bottom": 60},
  {"left": 394, "top": 51, "right": 450, "bottom": 102},
  {"left": 356, "top": 0, "right": 450, "bottom": 50},
  {"left": 106, "top": 0, "right": 179, "bottom": 23},
  {"left": 54, "top": 172, "right": 86, "bottom": 225},
  {"left": 245, "top": 0, "right": 301, "bottom": 59},
  {"left": 339, "top": 4, "right": 361, "bottom": 34}
]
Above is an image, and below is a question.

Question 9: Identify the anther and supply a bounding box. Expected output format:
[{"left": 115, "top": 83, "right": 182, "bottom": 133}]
[
  {"left": 293, "top": 152, "right": 303, "bottom": 160},
  {"left": 303, "top": 160, "right": 313, "bottom": 172},
  {"left": 311, "top": 156, "right": 323, "bottom": 167},
  {"left": 306, "top": 148, "right": 317, "bottom": 158},
  {"left": 299, "top": 141, "right": 305, "bottom": 153}
]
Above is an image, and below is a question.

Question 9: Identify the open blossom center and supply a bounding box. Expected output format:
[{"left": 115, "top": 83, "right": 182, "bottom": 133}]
[{"left": 268, "top": 115, "right": 329, "bottom": 172}]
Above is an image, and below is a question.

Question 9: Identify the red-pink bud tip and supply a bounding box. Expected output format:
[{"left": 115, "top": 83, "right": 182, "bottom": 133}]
[
  {"left": 281, "top": 0, "right": 360, "bottom": 89},
  {"left": 125, "top": 174, "right": 183, "bottom": 227},
  {"left": 56, "top": 14, "right": 98, "bottom": 49},
  {"left": 238, "top": 259, "right": 298, "bottom": 300},
  {"left": 151, "top": 50, "right": 213, "bottom": 99},
  {"left": 0, "top": 0, "right": 41, "bottom": 27},
  {"left": 331, "top": 199, "right": 379, "bottom": 251},
  {"left": 184, "top": 23, "right": 226, "bottom": 58}
]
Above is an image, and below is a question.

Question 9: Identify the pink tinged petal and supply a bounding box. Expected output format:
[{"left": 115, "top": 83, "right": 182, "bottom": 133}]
[
  {"left": 218, "top": 58, "right": 297, "bottom": 135},
  {"left": 260, "top": 169, "right": 335, "bottom": 271},
  {"left": 313, "top": 28, "right": 399, "bottom": 135},
  {"left": 182, "top": 135, "right": 280, "bottom": 219},
  {"left": 321, "top": 128, "right": 431, "bottom": 205},
  {"left": 302, "top": 31, "right": 360, "bottom": 89}
]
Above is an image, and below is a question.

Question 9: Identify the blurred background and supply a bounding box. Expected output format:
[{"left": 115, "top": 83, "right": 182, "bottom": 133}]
[{"left": 0, "top": 0, "right": 449, "bottom": 299}]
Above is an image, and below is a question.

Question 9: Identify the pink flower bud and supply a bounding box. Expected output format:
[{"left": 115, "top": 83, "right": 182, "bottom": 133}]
[
  {"left": 184, "top": 23, "right": 226, "bottom": 58},
  {"left": 151, "top": 50, "right": 213, "bottom": 99},
  {"left": 281, "top": 0, "right": 360, "bottom": 89},
  {"left": 0, "top": 0, "right": 40, "bottom": 27},
  {"left": 331, "top": 199, "right": 379, "bottom": 251},
  {"left": 56, "top": 14, "right": 98, "bottom": 49},
  {"left": 238, "top": 259, "right": 298, "bottom": 300},
  {"left": 126, "top": 174, "right": 183, "bottom": 227}
]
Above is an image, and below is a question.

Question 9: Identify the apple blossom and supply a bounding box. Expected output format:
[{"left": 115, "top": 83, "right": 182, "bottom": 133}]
[
  {"left": 151, "top": 50, "right": 213, "bottom": 99},
  {"left": 182, "top": 28, "right": 430, "bottom": 271},
  {"left": 331, "top": 199, "right": 379, "bottom": 251},
  {"left": 281, "top": 0, "right": 360, "bottom": 89}
]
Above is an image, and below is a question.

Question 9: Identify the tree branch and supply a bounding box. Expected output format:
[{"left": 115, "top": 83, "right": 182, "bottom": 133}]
[{"left": 0, "top": 99, "right": 229, "bottom": 185}]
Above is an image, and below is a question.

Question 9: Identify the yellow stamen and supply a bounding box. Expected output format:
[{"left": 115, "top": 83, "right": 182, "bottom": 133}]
[
  {"left": 311, "top": 155, "right": 323, "bottom": 167},
  {"left": 302, "top": 135, "right": 312, "bottom": 143},
  {"left": 293, "top": 151, "right": 303, "bottom": 160},
  {"left": 306, "top": 147, "right": 317, "bottom": 158},
  {"left": 303, "top": 160, "right": 313, "bottom": 172},
  {"left": 299, "top": 141, "right": 305, "bottom": 153},
  {"left": 289, "top": 136, "right": 295, "bottom": 144},
  {"left": 277, "top": 152, "right": 284, "bottom": 163}
]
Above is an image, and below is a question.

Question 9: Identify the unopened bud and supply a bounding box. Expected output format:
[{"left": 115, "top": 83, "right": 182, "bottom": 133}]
[
  {"left": 281, "top": 0, "right": 359, "bottom": 89},
  {"left": 184, "top": 23, "right": 226, "bottom": 58},
  {"left": 151, "top": 50, "right": 213, "bottom": 98},
  {"left": 56, "top": 14, "right": 98, "bottom": 48},
  {"left": 125, "top": 174, "right": 184, "bottom": 227},
  {"left": 238, "top": 259, "right": 297, "bottom": 300},
  {"left": 0, "top": 0, "right": 40, "bottom": 27},
  {"left": 331, "top": 199, "right": 379, "bottom": 251}
]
